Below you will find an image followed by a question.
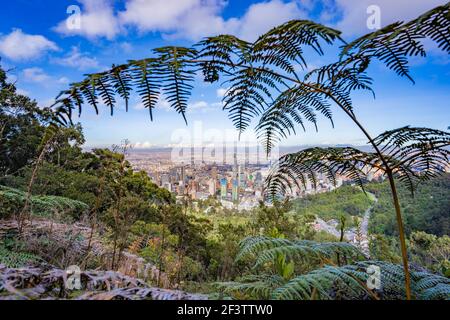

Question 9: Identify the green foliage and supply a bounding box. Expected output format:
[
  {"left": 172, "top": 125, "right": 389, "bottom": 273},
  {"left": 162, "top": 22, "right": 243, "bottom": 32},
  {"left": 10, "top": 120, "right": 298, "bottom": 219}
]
[
  {"left": 250, "top": 200, "right": 298, "bottom": 238},
  {"left": 206, "top": 222, "right": 250, "bottom": 281},
  {"left": 274, "top": 261, "right": 450, "bottom": 300},
  {"left": 236, "top": 236, "right": 364, "bottom": 269},
  {"left": 0, "top": 67, "right": 54, "bottom": 175},
  {"left": 367, "top": 174, "right": 450, "bottom": 236},
  {"left": 369, "top": 234, "right": 401, "bottom": 264},
  {"left": 0, "top": 246, "right": 40, "bottom": 268},
  {"left": 409, "top": 231, "right": 450, "bottom": 276},
  {"left": 293, "top": 185, "right": 373, "bottom": 221},
  {"left": 0, "top": 185, "right": 89, "bottom": 220},
  {"left": 218, "top": 236, "right": 450, "bottom": 300}
]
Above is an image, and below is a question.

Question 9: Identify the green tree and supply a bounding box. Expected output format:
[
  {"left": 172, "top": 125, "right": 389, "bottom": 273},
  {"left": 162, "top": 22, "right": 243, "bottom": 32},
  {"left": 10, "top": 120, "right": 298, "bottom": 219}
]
[{"left": 0, "top": 66, "right": 54, "bottom": 175}]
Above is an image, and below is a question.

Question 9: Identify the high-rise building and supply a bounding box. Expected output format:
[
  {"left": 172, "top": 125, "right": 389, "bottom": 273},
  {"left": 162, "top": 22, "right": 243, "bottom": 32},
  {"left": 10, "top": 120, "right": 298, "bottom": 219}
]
[
  {"left": 255, "top": 172, "right": 262, "bottom": 183},
  {"left": 180, "top": 165, "right": 185, "bottom": 183},
  {"left": 232, "top": 179, "right": 239, "bottom": 202},
  {"left": 208, "top": 179, "right": 216, "bottom": 196},
  {"left": 211, "top": 165, "right": 217, "bottom": 180},
  {"left": 161, "top": 174, "right": 169, "bottom": 186},
  {"left": 220, "top": 178, "right": 227, "bottom": 198}
]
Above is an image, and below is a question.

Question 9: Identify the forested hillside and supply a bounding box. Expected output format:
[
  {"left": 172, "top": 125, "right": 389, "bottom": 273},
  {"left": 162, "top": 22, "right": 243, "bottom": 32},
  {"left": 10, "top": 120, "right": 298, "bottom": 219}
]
[
  {"left": 293, "top": 185, "right": 374, "bottom": 221},
  {"left": 367, "top": 175, "right": 450, "bottom": 237}
]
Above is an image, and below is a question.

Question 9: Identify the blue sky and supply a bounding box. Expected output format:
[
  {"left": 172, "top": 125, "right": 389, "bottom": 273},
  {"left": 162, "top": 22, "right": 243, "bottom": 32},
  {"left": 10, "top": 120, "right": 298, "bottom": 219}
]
[{"left": 0, "top": 0, "right": 449, "bottom": 148}]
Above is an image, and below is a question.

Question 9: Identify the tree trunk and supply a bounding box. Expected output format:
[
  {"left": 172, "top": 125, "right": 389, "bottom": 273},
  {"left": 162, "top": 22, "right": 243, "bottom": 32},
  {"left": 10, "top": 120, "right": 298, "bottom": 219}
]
[
  {"left": 17, "top": 144, "right": 47, "bottom": 234},
  {"left": 386, "top": 171, "right": 411, "bottom": 300}
]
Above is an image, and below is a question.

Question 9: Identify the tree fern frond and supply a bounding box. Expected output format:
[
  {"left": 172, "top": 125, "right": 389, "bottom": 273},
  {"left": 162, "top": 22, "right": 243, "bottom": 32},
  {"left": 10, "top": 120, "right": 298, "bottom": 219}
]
[
  {"left": 256, "top": 85, "right": 334, "bottom": 154},
  {"left": 274, "top": 261, "right": 450, "bottom": 300},
  {"left": 252, "top": 20, "right": 343, "bottom": 73},
  {"left": 220, "top": 236, "right": 450, "bottom": 300},
  {"left": 265, "top": 127, "right": 449, "bottom": 198},
  {"left": 341, "top": 3, "right": 450, "bottom": 82},
  {"left": 94, "top": 74, "right": 116, "bottom": 116},
  {"left": 264, "top": 147, "right": 377, "bottom": 198},
  {"left": 110, "top": 65, "right": 132, "bottom": 112},
  {"left": 153, "top": 47, "right": 197, "bottom": 124},
  {"left": 130, "top": 58, "right": 161, "bottom": 121},
  {"left": 216, "top": 274, "right": 285, "bottom": 299},
  {"left": 373, "top": 127, "right": 450, "bottom": 195},
  {"left": 236, "top": 236, "right": 365, "bottom": 268},
  {"left": 79, "top": 79, "right": 99, "bottom": 115}
]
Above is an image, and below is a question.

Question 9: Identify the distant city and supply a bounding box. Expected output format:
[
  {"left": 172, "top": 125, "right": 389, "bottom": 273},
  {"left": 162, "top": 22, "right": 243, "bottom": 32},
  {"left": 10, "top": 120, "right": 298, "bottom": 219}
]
[{"left": 126, "top": 146, "right": 384, "bottom": 211}]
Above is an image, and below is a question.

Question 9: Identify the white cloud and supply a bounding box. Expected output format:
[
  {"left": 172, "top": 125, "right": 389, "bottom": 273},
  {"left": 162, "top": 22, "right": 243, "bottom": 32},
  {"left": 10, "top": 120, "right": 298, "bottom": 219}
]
[
  {"left": 53, "top": 0, "right": 306, "bottom": 41},
  {"left": 216, "top": 88, "right": 228, "bottom": 98},
  {"left": 120, "top": 0, "right": 304, "bottom": 41},
  {"left": 119, "top": 0, "right": 207, "bottom": 32},
  {"left": 58, "top": 77, "right": 71, "bottom": 84},
  {"left": 133, "top": 96, "right": 172, "bottom": 111},
  {"left": 120, "top": 42, "right": 133, "bottom": 53},
  {"left": 189, "top": 100, "right": 209, "bottom": 109},
  {"left": 187, "top": 100, "right": 222, "bottom": 113},
  {"left": 51, "top": 0, "right": 446, "bottom": 45},
  {"left": 134, "top": 141, "right": 155, "bottom": 149},
  {"left": 331, "top": 0, "right": 447, "bottom": 36},
  {"left": 53, "top": 47, "right": 99, "bottom": 71},
  {"left": 16, "top": 88, "right": 30, "bottom": 96},
  {"left": 54, "top": 0, "right": 120, "bottom": 40},
  {"left": 20, "top": 68, "right": 71, "bottom": 88},
  {"left": 237, "top": 0, "right": 306, "bottom": 41},
  {"left": 22, "top": 68, "right": 51, "bottom": 83},
  {"left": 0, "top": 29, "right": 58, "bottom": 61}
]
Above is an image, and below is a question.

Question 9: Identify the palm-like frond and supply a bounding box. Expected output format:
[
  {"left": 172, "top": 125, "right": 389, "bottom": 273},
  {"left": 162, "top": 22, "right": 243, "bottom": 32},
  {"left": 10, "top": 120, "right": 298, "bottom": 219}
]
[
  {"left": 236, "top": 236, "right": 365, "bottom": 268},
  {"left": 252, "top": 20, "right": 342, "bottom": 73},
  {"left": 216, "top": 274, "right": 286, "bottom": 300},
  {"left": 52, "top": 47, "right": 197, "bottom": 125},
  {"left": 110, "top": 65, "right": 132, "bottom": 112},
  {"left": 196, "top": 35, "right": 252, "bottom": 83},
  {"left": 274, "top": 261, "right": 450, "bottom": 300},
  {"left": 153, "top": 47, "right": 197, "bottom": 124},
  {"left": 341, "top": 3, "right": 450, "bottom": 82},
  {"left": 375, "top": 127, "right": 450, "bottom": 194},
  {"left": 218, "top": 237, "right": 450, "bottom": 300},
  {"left": 94, "top": 74, "right": 116, "bottom": 116},
  {"left": 52, "top": 4, "right": 449, "bottom": 136},
  {"left": 129, "top": 58, "right": 161, "bottom": 121},
  {"left": 256, "top": 84, "right": 334, "bottom": 153},
  {"left": 265, "top": 147, "right": 377, "bottom": 197},
  {"left": 265, "top": 127, "right": 450, "bottom": 198}
]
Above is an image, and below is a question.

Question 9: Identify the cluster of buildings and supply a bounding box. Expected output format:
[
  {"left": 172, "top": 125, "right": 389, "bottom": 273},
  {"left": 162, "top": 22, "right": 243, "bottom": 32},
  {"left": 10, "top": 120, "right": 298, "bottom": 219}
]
[
  {"left": 127, "top": 149, "right": 270, "bottom": 210},
  {"left": 127, "top": 148, "right": 386, "bottom": 212}
]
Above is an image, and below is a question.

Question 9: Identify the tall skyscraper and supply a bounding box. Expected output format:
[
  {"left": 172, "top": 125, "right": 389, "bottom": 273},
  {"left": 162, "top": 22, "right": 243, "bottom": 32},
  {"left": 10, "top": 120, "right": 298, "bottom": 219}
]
[
  {"left": 180, "top": 165, "right": 185, "bottom": 183},
  {"left": 208, "top": 179, "right": 216, "bottom": 196},
  {"left": 211, "top": 165, "right": 217, "bottom": 180},
  {"left": 220, "top": 178, "right": 227, "bottom": 198},
  {"left": 232, "top": 179, "right": 239, "bottom": 202}
]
